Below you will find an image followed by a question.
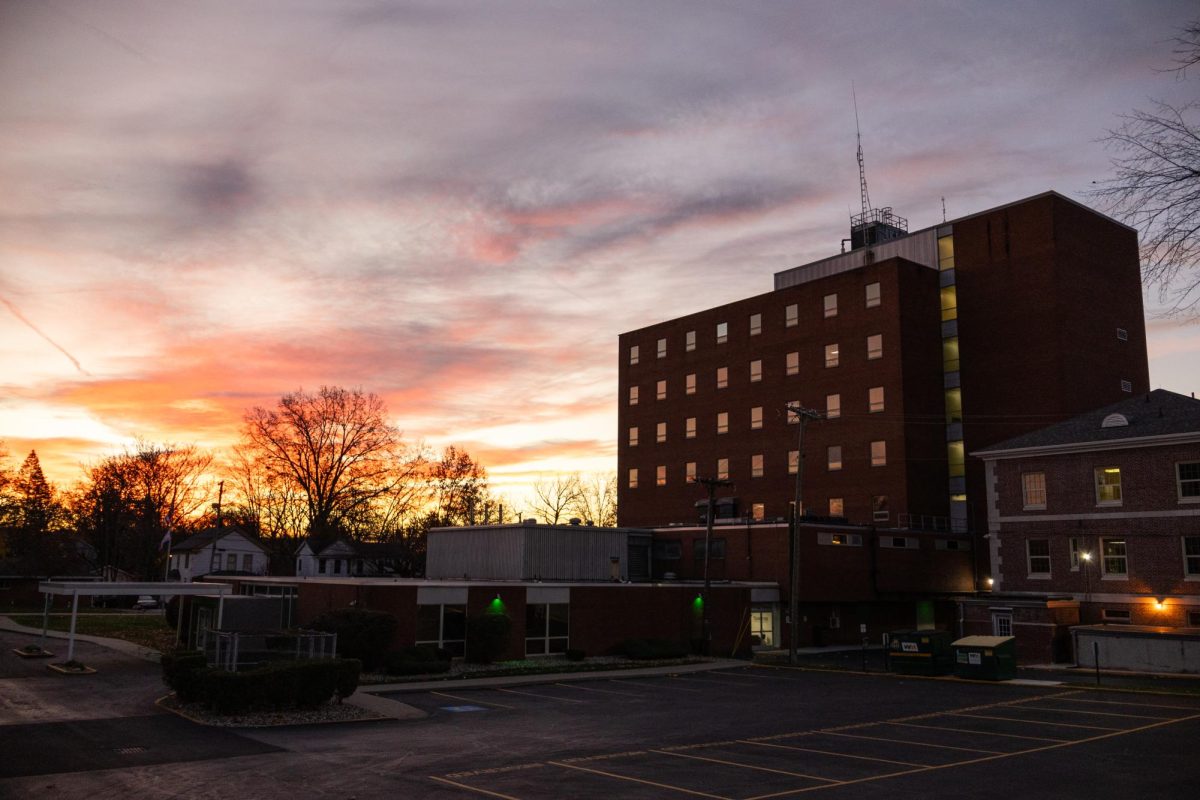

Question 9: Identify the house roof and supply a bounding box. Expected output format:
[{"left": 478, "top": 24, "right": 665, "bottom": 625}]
[
  {"left": 975, "top": 389, "right": 1200, "bottom": 455},
  {"left": 294, "top": 536, "right": 408, "bottom": 559},
  {"left": 172, "top": 526, "right": 267, "bottom": 554}
]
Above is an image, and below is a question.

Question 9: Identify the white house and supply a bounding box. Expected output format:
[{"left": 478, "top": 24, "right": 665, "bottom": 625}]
[
  {"left": 294, "top": 538, "right": 408, "bottom": 577},
  {"left": 171, "top": 527, "right": 270, "bottom": 582}
]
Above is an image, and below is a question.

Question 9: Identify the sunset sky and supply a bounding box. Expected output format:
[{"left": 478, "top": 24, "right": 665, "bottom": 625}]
[{"left": 2, "top": 1, "right": 1198, "bottom": 512}]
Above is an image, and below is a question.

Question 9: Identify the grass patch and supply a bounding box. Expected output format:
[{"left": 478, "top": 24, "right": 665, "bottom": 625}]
[{"left": 8, "top": 614, "right": 176, "bottom": 653}]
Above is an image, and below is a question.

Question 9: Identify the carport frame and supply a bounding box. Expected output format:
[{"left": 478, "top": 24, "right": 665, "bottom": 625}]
[{"left": 37, "top": 580, "right": 234, "bottom": 663}]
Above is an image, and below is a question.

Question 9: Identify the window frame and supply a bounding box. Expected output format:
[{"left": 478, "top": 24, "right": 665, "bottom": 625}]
[
  {"left": 686, "top": 330, "right": 696, "bottom": 351},
  {"left": 716, "top": 458, "right": 729, "bottom": 481},
  {"left": 628, "top": 468, "right": 638, "bottom": 489},
  {"left": 865, "top": 282, "right": 881, "bottom": 308},
  {"left": 785, "top": 303, "right": 798, "bottom": 327},
  {"left": 656, "top": 379, "right": 667, "bottom": 400},
  {"left": 629, "top": 385, "right": 639, "bottom": 406},
  {"left": 417, "top": 603, "right": 468, "bottom": 657},
  {"left": 1026, "top": 538, "right": 1051, "bottom": 577},
  {"left": 685, "top": 373, "right": 696, "bottom": 395},
  {"left": 823, "top": 293, "right": 837, "bottom": 318},
  {"left": 750, "top": 406, "right": 763, "bottom": 430},
  {"left": 867, "top": 333, "right": 883, "bottom": 360},
  {"left": 749, "top": 313, "right": 762, "bottom": 336},
  {"left": 716, "top": 366, "right": 728, "bottom": 389},
  {"left": 828, "top": 497, "right": 844, "bottom": 517},
  {"left": 1178, "top": 462, "right": 1200, "bottom": 503},
  {"left": 716, "top": 411, "right": 729, "bottom": 434},
  {"left": 826, "top": 393, "right": 841, "bottom": 419},
  {"left": 657, "top": 337, "right": 667, "bottom": 359},
  {"left": 685, "top": 417, "right": 696, "bottom": 439},
  {"left": 655, "top": 421, "right": 666, "bottom": 443},
  {"left": 629, "top": 345, "right": 639, "bottom": 365},
  {"left": 868, "top": 386, "right": 884, "bottom": 413},
  {"left": 656, "top": 465, "right": 666, "bottom": 486},
  {"left": 1100, "top": 537, "right": 1128, "bottom": 577},
  {"left": 786, "top": 351, "right": 799, "bottom": 375},
  {"left": 824, "top": 343, "right": 839, "bottom": 368},
  {"left": 1022, "top": 472, "right": 1047, "bottom": 510},
  {"left": 1095, "top": 467, "right": 1122, "bottom": 506},
  {"left": 870, "top": 440, "right": 887, "bottom": 467},
  {"left": 524, "top": 602, "right": 569, "bottom": 657},
  {"left": 751, "top": 453, "right": 764, "bottom": 478},
  {"left": 827, "top": 445, "right": 842, "bottom": 471},
  {"left": 628, "top": 426, "right": 639, "bottom": 447},
  {"left": 749, "top": 359, "right": 762, "bottom": 382},
  {"left": 1183, "top": 536, "right": 1200, "bottom": 578},
  {"left": 716, "top": 321, "right": 728, "bottom": 344}
]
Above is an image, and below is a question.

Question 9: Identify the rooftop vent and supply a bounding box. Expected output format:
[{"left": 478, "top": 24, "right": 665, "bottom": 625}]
[{"left": 1100, "top": 413, "right": 1129, "bottom": 429}]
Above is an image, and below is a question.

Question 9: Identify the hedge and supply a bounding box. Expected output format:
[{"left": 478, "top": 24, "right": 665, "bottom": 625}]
[
  {"left": 160, "top": 649, "right": 208, "bottom": 703},
  {"left": 465, "top": 614, "right": 511, "bottom": 664},
  {"left": 308, "top": 608, "right": 397, "bottom": 672},
  {"left": 384, "top": 645, "right": 452, "bottom": 676}
]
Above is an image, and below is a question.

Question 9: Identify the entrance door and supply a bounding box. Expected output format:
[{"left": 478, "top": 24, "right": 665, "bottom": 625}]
[{"left": 750, "top": 606, "right": 776, "bottom": 647}]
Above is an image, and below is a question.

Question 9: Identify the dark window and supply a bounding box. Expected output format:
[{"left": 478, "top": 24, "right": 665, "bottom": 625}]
[
  {"left": 1179, "top": 463, "right": 1200, "bottom": 500},
  {"left": 693, "top": 538, "right": 727, "bottom": 561},
  {"left": 1184, "top": 537, "right": 1200, "bottom": 576},
  {"left": 653, "top": 540, "right": 682, "bottom": 560}
]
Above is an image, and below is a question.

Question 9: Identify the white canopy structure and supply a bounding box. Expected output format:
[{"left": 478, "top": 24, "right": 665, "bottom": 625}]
[{"left": 38, "top": 580, "right": 234, "bottom": 663}]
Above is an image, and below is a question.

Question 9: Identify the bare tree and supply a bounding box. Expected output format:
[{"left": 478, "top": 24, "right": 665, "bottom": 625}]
[
  {"left": 1092, "top": 19, "right": 1200, "bottom": 314},
  {"left": 568, "top": 472, "right": 619, "bottom": 527},
  {"left": 240, "top": 386, "right": 416, "bottom": 535},
  {"left": 529, "top": 473, "right": 582, "bottom": 525},
  {"left": 429, "top": 445, "right": 490, "bottom": 525}
]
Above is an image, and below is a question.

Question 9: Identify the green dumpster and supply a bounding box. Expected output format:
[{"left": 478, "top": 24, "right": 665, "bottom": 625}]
[
  {"left": 887, "top": 629, "right": 954, "bottom": 676},
  {"left": 952, "top": 635, "right": 1017, "bottom": 680}
]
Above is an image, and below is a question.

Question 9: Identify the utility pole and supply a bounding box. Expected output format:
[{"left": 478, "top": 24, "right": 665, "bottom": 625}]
[
  {"left": 693, "top": 476, "right": 733, "bottom": 656},
  {"left": 207, "top": 480, "right": 224, "bottom": 577},
  {"left": 786, "top": 403, "right": 823, "bottom": 666}
]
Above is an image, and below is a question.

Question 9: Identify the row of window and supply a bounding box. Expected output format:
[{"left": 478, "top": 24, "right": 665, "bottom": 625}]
[
  {"left": 416, "top": 602, "right": 569, "bottom": 658},
  {"left": 627, "top": 285, "right": 883, "bottom": 365},
  {"left": 181, "top": 552, "right": 255, "bottom": 572},
  {"left": 653, "top": 529, "right": 969, "bottom": 560},
  {"left": 1021, "top": 463, "right": 1200, "bottom": 509},
  {"left": 628, "top": 389, "right": 886, "bottom": 446},
  {"left": 627, "top": 441, "right": 889, "bottom": 488},
  {"left": 1026, "top": 536, "right": 1200, "bottom": 578}
]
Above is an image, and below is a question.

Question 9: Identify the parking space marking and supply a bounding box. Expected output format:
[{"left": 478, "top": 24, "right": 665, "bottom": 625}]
[
  {"left": 673, "top": 673, "right": 761, "bottom": 685},
  {"left": 549, "top": 759, "right": 733, "bottom": 799},
  {"left": 430, "top": 691, "right": 514, "bottom": 710},
  {"left": 1014, "top": 704, "right": 1165, "bottom": 720},
  {"left": 613, "top": 678, "right": 705, "bottom": 693},
  {"left": 651, "top": 748, "right": 840, "bottom": 783},
  {"left": 494, "top": 687, "right": 587, "bottom": 704},
  {"left": 1052, "top": 696, "right": 1200, "bottom": 712},
  {"left": 887, "top": 721, "right": 1069, "bottom": 743},
  {"left": 553, "top": 682, "right": 642, "bottom": 697},
  {"left": 428, "top": 775, "right": 524, "bottom": 799},
  {"left": 712, "top": 669, "right": 782, "bottom": 680},
  {"left": 949, "top": 712, "right": 1123, "bottom": 731},
  {"left": 820, "top": 730, "right": 1005, "bottom": 754},
  {"left": 742, "top": 739, "right": 930, "bottom": 768}
]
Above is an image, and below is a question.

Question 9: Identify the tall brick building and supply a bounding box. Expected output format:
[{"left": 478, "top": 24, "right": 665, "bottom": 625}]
[{"left": 617, "top": 192, "right": 1150, "bottom": 551}]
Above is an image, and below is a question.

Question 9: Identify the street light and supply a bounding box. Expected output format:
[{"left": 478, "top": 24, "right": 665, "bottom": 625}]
[
  {"left": 693, "top": 476, "right": 732, "bottom": 656},
  {"left": 785, "top": 403, "right": 823, "bottom": 666},
  {"left": 1081, "top": 551, "right": 1093, "bottom": 613}
]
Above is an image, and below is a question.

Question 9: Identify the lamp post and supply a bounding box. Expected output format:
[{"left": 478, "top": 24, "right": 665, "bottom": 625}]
[
  {"left": 1081, "top": 550, "right": 1093, "bottom": 618},
  {"left": 785, "top": 403, "right": 823, "bottom": 666},
  {"left": 693, "top": 476, "right": 732, "bottom": 655}
]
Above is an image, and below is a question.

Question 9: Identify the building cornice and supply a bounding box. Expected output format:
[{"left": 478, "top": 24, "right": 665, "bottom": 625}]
[{"left": 972, "top": 430, "right": 1200, "bottom": 460}]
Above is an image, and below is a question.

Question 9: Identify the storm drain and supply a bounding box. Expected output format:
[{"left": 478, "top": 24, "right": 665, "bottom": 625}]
[{"left": 114, "top": 746, "right": 148, "bottom": 755}]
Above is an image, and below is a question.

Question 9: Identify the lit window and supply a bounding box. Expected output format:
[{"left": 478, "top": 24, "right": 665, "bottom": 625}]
[
  {"left": 943, "top": 337, "right": 960, "bottom": 372},
  {"left": 686, "top": 330, "right": 696, "bottom": 351},
  {"left": 628, "top": 468, "right": 638, "bottom": 489},
  {"left": 788, "top": 450, "right": 798, "bottom": 475},
  {"left": 827, "top": 445, "right": 842, "bottom": 471},
  {"left": 865, "top": 282, "right": 881, "bottom": 308},
  {"left": 751, "top": 454, "right": 763, "bottom": 477},
  {"left": 685, "top": 373, "right": 696, "bottom": 395},
  {"left": 826, "top": 394, "right": 841, "bottom": 419},
  {"left": 1183, "top": 537, "right": 1200, "bottom": 576},
  {"left": 656, "top": 379, "right": 666, "bottom": 400},
  {"left": 717, "top": 458, "right": 729, "bottom": 480},
  {"left": 829, "top": 497, "right": 844, "bottom": 517},
  {"left": 937, "top": 234, "right": 955, "bottom": 270},
  {"left": 787, "top": 401, "right": 799, "bottom": 424},
  {"left": 750, "top": 406, "right": 763, "bottom": 429},
  {"left": 656, "top": 422, "right": 666, "bottom": 443},
  {"left": 785, "top": 303, "right": 798, "bottom": 327},
  {"left": 1101, "top": 538, "right": 1127, "bottom": 576},
  {"left": 868, "top": 386, "right": 884, "bottom": 413},
  {"left": 825, "top": 344, "right": 839, "bottom": 368},
  {"left": 716, "top": 321, "right": 728, "bottom": 344},
  {"left": 686, "top": 417, "right": 696, "bottom": 438},
  {"left": 1102, "top": 609, "right": 1131, "bottom": 623},
  {"left": 716, "top": 366, "right": 728, "bottom": 389},
  {"left": 629, "top": 345, "right": 639, "bottom": 365},
  {"left": 629, "top": 386, "right": 639, "bottom": 405},
  {"left": 872, "top": 495, "right": 889, "bottom": 522},
  {"left": 717, "top": 412, "right": 729, "bottom": 434},
  {"left": 940, "top": 286, "right": 958, "bottom": 321},
  {"left": 749, "top": 359, "right": 762, "bottom": 382},
  {"left": 1180, "top": 463, "right": 1200, "bottom": 501},
  {"left": 1027, "top": 539, "right": 1051, "bottom": 576},
  {"left": 751, "top": 503, "right": 765, "bottom": 521},
  {"left": 947, "top": 440, "right": 965, "bottom": 477},
  {"left": 1022, "top": 472, "right": 1046, "bottom": 509},
  {"left": 870, "top": 440, "right": 886, "bottom": 467},
  {"left": 823, "top": 293, "right": 837, "bottom": 318},
  {"left": 656, "top": 465, "right": 666, "bottom": 486},
  {"left": 628, "top": 427, "right": 639, "bottom": 447},
  {"left": 686, "top": 462, "right": 697, "bottom": 482},
  {"left": 657, "top": 338, "right": 667, "bottom": 359},
  {"left": 786, "top": 351, "right": 799, "bottom": 375},
  {"left": 1095, "top": 467, "right": 1122, "bottom": 505},
  {"left": 749, "top": 313, "right": 762, "bottom": 336},
  {"left": 867, "top": 334, "right": 883, "bottom": 360}
]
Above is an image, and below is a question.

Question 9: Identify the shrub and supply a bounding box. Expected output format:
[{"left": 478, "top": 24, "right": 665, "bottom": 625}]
[
  {"left": 308, "top": 608, "right": 397, "bottom": 672},
  {"left": 161, "top": 649, "right": 209, "bottom": 703},
  {"left": 384, "top": 646, "right": 452, "bottom": 676},
  {"left": 565, "top": 648, "right": 586, "bottom": 662},
  {"left": 617, "top": 638, "right": 691, "bottom": 660},
  {"left": 199, "top": 658, "right": 353, "bottom": 715},
  {"left": 465, "top": 613, "right": 511, "bottom": 664},
  {"left": 335, "top": 659, "right": 361, "bottom": 701}
]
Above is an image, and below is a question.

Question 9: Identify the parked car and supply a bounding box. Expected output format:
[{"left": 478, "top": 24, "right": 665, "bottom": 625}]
[{"left": 133, "top": 595, "right": 162, "bottom": 610}]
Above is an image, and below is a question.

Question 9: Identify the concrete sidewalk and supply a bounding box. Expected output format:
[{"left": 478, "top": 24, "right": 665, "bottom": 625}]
[{"left": 0, "top": 614, "right": 162, "bottom": 663}]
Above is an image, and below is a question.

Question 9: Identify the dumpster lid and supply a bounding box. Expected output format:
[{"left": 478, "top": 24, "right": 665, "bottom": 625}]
[{"left": 952, "top": 636, "right": 1014, "bottom": 647}]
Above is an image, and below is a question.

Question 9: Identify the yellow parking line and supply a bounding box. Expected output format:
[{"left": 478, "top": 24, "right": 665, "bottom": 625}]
[
  {"left": 428, "top": 775, "right": 524, "bottom": 800},
  {"left": 713, "top": 669, "right": 781, "bottom": 680},
  {"left": 613, "top": 678, "right": 705, "bottom": 693},
  {"left": 887, "top": 721, "right": 1067, "bottom": 743},
  {"left": 652, "top": 748, "right": 839, "bottom": 783},
  {"left": 549, "top": 760, "right": 732, "bottom": 799},
  {"left": 820, "top": 730, "right": 1004, "bottom": 754},
  {"left": 1013, "top": 704, "right": 1165, "bottom": 720},
  {"left": 1052, "top": 696, "right": 1200, "bottom": 712},
  {"left": 741, "top": 739, "right": 929, "bottom": 768},
  {"left": 494, "top": 687, "right": 586, "bottom": 704},
  {"left": 430, "top": 691, "right": 514, "bottom": 710},
  {"left": 554, "top": 682, "right": 641, "bottom": 697},
  {"left": 949, "top": 712, "right": 1121, "bottom": 731}
]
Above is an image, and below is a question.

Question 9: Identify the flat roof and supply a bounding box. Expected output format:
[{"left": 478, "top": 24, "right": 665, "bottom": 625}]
[
  {"left": 39, "top": 580, "right": 234, "bottom": 597},
  {"left": 231, "top": 575, "right": 779, "bottom": 590}
]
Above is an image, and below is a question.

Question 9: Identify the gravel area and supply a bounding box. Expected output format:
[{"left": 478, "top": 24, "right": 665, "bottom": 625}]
[
  {"left": 360, "top": 654, "right": 706, "bottom": 684},
  {"left": 157, "top": 694, "right": 382, "bottom": 728}
]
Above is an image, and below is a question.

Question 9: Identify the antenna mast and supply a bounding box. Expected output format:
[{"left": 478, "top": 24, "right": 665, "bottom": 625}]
[{"left": 853, "top": 84, "right": 871, "bottom": 220}]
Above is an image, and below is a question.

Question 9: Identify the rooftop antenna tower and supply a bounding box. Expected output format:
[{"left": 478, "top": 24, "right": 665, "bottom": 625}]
[{"left": 848, "top": 86, "right": 908, "bottom": 252}]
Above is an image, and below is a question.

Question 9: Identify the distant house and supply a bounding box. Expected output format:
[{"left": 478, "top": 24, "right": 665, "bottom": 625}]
[
  {"left": 294, "top": 538, "right": 409, "bottom": 578},
  {"left": 171, "top": 526, "right": 270, "bottom": 582}
]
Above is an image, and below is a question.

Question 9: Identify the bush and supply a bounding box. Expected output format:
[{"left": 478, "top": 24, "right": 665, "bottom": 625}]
[
  {"left": 160, "top": 649, "right": 209, "bottom": 703},
  {"left": 617, "top": 638, "right": 691, "bottom": 660},
  {"left": 383, "top": 645, "right": 452, "bottom": 676},
  {"left": 199, "top": 658, "right": 354, "bottom": 715},
  {"left": 465, "top": 613, "right": 511, "bottom": 664},
  {"left": 308, "top": 608, "right": 397, "bottom": 672},
  {"left": 335, "top": 659, "right": 361, "bottom": 701},
  {"left": 565, "top": 648, "right": 586, "bottom": 662}
]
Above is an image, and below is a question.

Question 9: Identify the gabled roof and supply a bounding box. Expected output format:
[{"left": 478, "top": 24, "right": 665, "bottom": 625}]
[
  {"left": 294, "top": 537, "right": 408, "bottom": 559},
  {"left": 975, "top": 390, "right": 1200, "bottom": 456},
  {"left": 172, "top": 526, "right": 267, "bottom": 554}
]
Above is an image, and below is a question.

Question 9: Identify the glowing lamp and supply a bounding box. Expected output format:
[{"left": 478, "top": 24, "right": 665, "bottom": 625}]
[{"left": 1154, "top": 598, "right": 1166, "bottom": 611}]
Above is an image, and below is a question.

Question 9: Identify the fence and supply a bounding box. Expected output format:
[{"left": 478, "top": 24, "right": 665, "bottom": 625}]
[{"left": 207, "top": 629, "right": 338, "bottom": 672}]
